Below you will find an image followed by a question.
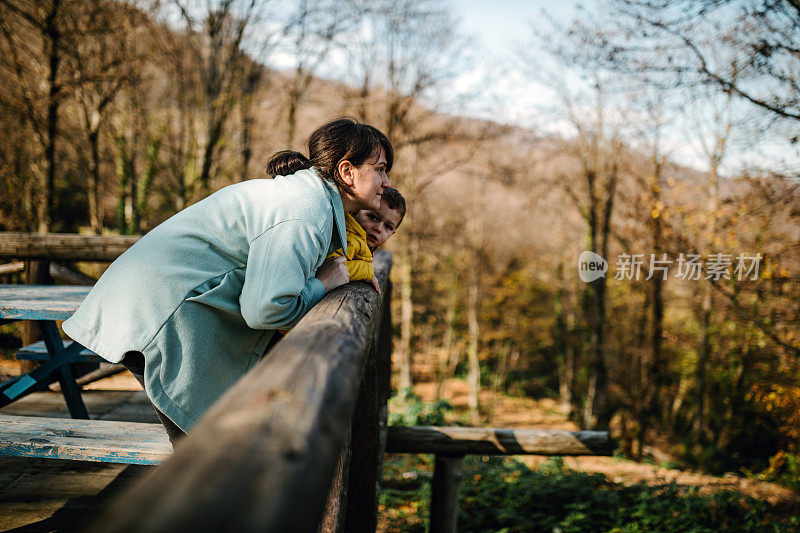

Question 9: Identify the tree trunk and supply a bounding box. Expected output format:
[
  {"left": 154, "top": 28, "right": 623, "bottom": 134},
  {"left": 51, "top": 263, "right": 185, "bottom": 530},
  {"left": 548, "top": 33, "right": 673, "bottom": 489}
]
[
  {"left": 695, "top": 289, "right": 712, "bottom": 445},
  {"left": 436, "top": 275, "right": 458, "bottom": 401},
  {"left": 555, "top": 268, "right": 573, "bottom": 416},
  {"left": 563, "top": 320, "right": 576, "bottom": 417},
  {"left": 240, "top": 116, "right": 252, "bottom": 179},
  {"left": 286, "top": 81, "right": 300, "bottom": 147},
  {"left": 175, "top": 83, "right": 191, "bottom": 211},
  {"left": 695, "top": 164, "right": 719, "bottom": 445},
  {"left": 648, "top": 244, "right": 664, "bottom": 439},
  {"left": 396, "top": 242, "right": 413, "bottom": 395},
  {"left": 115, "top": 134, "right": 130, "bottom": 233},
  {"left": 583, "top": 273, "right": 608, "bottom": 429},
  {"left": 198, "top": 114, "right": 223, "bottom": 196},
  {"left": 136, "top": 137, "right": 159, "bottom": 230},
  {"left": 128, "top": 142, "right": 138, "bottom": 234},
  {"left": 640, "top": 153, "right": 665, "bottom": 456},
  {"left": 88, "top": 128, "right": 103, "bottom": 234},
  {"left": 467, "top": 261, "right": 480, "bottom": 424},
  {"left": 40, "top": 0, "right": 63, "bottom": 233}
]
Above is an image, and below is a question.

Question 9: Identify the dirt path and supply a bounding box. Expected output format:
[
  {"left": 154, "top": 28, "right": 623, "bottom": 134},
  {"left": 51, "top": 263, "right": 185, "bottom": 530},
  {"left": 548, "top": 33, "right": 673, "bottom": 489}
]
[{"left": 412, "top": 378, "right": 800, "bottom": 509}]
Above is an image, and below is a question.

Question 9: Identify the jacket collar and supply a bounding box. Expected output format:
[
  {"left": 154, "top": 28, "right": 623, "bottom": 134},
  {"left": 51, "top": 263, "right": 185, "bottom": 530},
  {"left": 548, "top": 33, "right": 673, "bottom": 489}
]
[{"left": 319, "top": 170, "right": 347, "bottom": 254}]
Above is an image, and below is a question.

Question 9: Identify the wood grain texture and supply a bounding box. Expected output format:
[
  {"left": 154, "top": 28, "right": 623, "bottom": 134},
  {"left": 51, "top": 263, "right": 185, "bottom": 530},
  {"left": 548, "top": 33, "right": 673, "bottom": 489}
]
[
  {"left": 0, "top": 415, "right": 171, "bottom": 465},
  {"left": 386, "top": 426, "right": 613, "bottom": 456},
  {"left": 93, "top": 251, "right": 393, "bottom": 533},
  {"left": 0, "top": 284, "right": 91, "bottom": 320},
  {"left": 0, "top": 232, "right": 139, "bottom": 261}
]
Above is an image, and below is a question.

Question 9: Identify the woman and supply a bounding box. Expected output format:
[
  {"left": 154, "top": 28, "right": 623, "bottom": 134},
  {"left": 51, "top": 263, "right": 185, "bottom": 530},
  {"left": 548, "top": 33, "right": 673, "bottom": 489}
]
[{"left": 62, "top": 117, "right": 392, "bottom": 444}]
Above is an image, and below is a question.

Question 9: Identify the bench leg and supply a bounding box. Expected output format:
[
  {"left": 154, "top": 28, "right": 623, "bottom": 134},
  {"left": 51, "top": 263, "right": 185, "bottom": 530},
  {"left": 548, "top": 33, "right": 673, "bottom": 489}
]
[
  {"left": 39, "top": 321, "right": 90, "bottom": 419},
  {"left": 1, "top": 340, "right": 83, "bottom": 404}
]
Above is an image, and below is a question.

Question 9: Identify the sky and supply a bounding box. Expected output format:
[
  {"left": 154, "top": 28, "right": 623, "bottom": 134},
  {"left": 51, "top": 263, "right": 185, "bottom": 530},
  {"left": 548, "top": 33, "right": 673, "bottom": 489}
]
[
  {"left": 262, "top": 0, "right": 794, "bottom": 175},
  {"left": 444, "top": 0, "right": 792, "bottom": 174},
  {"left": 443, "top": 0, "right": 585, "bottom": 129},
  {"left": 449, "top": 0, "right": 581, "bottom": 57}
]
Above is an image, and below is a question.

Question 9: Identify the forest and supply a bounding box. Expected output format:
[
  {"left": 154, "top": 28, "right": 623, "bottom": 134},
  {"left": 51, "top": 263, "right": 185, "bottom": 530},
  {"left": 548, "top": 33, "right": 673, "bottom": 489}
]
[{"left": 0, "top": 0, "right": 799, "bottom": 521}]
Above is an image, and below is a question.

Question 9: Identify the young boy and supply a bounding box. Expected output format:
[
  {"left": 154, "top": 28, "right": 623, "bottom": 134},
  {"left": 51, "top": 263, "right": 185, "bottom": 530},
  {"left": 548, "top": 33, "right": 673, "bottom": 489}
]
[
  {"left": 355, "top": 186, "right": 405, "bottom": 253},
  {"left": 328, "top": 187, "right": 406, "bottom": 292},
  {"left": 268, "top": 188, "right": 405, "bottom": 349}
]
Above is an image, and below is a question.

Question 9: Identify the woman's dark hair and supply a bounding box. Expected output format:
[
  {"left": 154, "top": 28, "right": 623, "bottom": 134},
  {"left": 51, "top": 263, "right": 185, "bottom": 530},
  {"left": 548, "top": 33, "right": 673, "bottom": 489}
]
[
  {"left": 265, "top": 150, "right": 310, "bottom": 178},
  {"left": 265, "top": 117, "right": 393, "bottom": 195}
]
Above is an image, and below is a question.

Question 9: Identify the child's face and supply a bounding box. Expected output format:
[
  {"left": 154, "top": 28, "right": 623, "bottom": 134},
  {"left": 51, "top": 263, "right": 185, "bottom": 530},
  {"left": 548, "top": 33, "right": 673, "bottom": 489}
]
[{"left": 355, "top": 201, "right": 402, "bottom": 251}]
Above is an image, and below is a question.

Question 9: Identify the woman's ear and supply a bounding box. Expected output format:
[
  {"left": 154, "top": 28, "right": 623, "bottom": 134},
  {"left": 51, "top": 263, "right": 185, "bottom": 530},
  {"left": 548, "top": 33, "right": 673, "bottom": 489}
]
[{"left": 338, "top": 160, "right": 355, "bottom": 187}]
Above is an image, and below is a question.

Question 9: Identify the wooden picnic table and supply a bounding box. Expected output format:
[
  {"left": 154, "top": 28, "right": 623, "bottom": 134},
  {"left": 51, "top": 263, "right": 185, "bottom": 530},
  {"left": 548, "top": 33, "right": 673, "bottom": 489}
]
[{"left": 0, "top": 284, "right": 93, "bottom": 418}]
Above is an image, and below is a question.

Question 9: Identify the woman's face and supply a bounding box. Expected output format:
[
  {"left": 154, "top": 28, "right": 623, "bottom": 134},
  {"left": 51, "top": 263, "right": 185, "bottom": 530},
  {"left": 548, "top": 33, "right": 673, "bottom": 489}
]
[{"left": 341, "top": 148, "right": 391, "bottom": 211}]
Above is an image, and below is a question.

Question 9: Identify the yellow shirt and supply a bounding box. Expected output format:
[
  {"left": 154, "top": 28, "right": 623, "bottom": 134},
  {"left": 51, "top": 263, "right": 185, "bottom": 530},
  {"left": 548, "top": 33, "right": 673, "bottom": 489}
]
[{"left": 327, "top": 212, "right": 374, "bottom": 282}]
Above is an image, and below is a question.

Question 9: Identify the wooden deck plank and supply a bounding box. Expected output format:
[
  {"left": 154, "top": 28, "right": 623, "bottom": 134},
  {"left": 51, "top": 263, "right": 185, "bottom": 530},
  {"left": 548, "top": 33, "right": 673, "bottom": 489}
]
[
  {"left": 0, "top": 414, "right": 171, "bottom": 465},
  {"left": 0, "top": 284, "right": 91, "bottom": 320},
  {"left": 0, "top": 456, "right": 152, "bottom": 532}
]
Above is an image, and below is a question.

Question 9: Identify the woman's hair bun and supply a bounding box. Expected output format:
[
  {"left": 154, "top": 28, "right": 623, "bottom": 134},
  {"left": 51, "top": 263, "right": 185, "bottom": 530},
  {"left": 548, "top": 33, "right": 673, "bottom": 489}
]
[{"left": 266, "top": 150, "right": 311, "bottom": 177}]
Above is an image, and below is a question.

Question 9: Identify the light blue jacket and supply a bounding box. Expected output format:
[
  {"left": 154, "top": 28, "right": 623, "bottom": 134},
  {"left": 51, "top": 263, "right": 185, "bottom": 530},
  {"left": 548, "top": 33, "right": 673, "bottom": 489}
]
[{"left": 63, "top": 168, "right": 346, "bottom": 431}]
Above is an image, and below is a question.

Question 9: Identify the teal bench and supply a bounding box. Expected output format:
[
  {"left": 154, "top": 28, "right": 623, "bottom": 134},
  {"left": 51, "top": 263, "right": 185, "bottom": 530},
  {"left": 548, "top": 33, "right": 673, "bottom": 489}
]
[{"left": 0, "top": 414, "right": 171, "bottom": 465}]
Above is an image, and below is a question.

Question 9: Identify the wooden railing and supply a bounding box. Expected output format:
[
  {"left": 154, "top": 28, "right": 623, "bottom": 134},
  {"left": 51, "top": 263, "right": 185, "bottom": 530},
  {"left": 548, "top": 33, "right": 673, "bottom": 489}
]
[
  {"left": 91, "top": 251, "right": 394, "bottom": 533},
  {"left": 389, "top": 426, "right": 613, "bottom": 532},
  {"left": 0, "top": 232, "right": 140, "bottom": 262}
]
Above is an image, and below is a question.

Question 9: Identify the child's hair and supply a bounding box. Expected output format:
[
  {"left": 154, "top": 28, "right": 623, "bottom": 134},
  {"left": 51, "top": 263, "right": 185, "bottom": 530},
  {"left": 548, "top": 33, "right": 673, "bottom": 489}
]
[
  {"left": 381, "top": 187, "right": 406, "bottom": 227},
  {"left": 265, "top": 117, "right": 393, "bottom": 196}
]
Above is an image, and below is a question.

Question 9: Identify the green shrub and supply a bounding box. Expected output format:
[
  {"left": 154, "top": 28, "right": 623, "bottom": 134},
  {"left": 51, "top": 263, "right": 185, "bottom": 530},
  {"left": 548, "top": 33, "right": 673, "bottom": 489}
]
[
  {"left": 759, "top": 451, "right": 800, "bottom": 491},
  {"left": 388, "top": 388, "right": 454, "bottom": 427},
  {"left": 379, "top": 454, "right": 800, "bottom": 532}
]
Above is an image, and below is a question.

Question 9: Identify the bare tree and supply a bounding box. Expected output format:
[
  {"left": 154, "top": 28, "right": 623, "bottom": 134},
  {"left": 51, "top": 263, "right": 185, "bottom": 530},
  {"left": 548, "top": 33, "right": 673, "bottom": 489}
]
[
  {"left": 582, "top": 0, "right": 800, "bottom": 162},
  {"left": 691, "top": 86, "right": 737, "bottom": 445},
  {"left": 165, "top": 0, "right": 274, "bottom": 197},
  {"left": 0, "top": 0, "right": 72, "bottom": 231},
  {"left": 281, "top": 0, "right": 359, "bottom": 147},
  {"left": 69, "top": 2, "right": 148, "bottom": 233},
  {"left": 537, "top": 86, "right": 622, "bottom": 430}
]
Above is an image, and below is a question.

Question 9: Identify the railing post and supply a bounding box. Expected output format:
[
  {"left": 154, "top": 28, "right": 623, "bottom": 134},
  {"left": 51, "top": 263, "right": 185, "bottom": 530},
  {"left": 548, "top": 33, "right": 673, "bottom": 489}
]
[
  {"left": 429, "top": 453, "right": 465, "bottom": 533},
  {"left": 320, "top": 279, "right": 393, "bottom": 533},
  {"left": 376, "top": 281, "right": 393, "bottom": 456},
  {"left": 346, "top": 280, "right": 393, "bottom": 532}
]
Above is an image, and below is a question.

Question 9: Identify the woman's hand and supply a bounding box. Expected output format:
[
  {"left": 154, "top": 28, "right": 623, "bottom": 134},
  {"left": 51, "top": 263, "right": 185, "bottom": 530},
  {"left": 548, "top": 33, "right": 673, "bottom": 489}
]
[
  {"left": 370, "top": 275, "right": 380, "bottom": 294},
  {"left": 316, "top": 256, "right": 349, "bottom": 292}
]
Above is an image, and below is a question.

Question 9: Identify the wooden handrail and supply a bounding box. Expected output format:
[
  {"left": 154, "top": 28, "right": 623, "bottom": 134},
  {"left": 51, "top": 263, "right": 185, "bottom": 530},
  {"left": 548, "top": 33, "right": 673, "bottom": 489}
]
[
  {"left": 0, "top": 232, "right": 139, "bottom": 261},
  {"left": 91, "top": 251, "right": 393, "bottom": 533},
  {"left": 387, "top": 426, "right": 613, "bottom": 456},
  {"left": 389, "top": 426, "right": 612, "bottom": 533}
]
